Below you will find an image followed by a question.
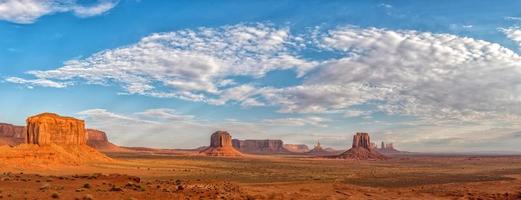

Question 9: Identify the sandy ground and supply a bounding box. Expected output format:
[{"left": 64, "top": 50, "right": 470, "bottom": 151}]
[{"left": 2, "top": 153, "right": 521, "bottom": 199}]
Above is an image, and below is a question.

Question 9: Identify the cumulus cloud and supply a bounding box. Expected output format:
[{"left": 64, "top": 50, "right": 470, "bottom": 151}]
[
  {"left": 9, "top": 24, "right": 521, "bottom": 126},
  {"left": 256, "top": 27, "right": 521, "bottom": 123},
  {"left": 0, "top": 0, "right": 118, "bottom": 24},
  {"left": 10, "top": 24, "right": 316, "bottom": 103}
]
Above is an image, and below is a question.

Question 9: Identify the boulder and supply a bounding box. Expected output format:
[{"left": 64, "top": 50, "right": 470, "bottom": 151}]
[
  {"left": 232, "top": 139, "right": 289, "bottom": 154},
  {"left": 335, "top": 132, "right": 386, "bottom": 160},
  {"left": 200, "top": 131, "right": 242, "bottom": 156},
  {"left": 26, "top": 113, "right": 86, "bottom": 146},
  {"left": 283, "top": 144, "right": 309, "bottom": 153}
]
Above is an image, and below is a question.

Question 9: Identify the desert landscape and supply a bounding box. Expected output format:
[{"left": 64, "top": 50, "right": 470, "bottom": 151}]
[
  {"left": 3, "top": 1, "right": 521, "bottom": 199},
  {"left": 0, "top": 113, "right": 520, "bottom": 199}
]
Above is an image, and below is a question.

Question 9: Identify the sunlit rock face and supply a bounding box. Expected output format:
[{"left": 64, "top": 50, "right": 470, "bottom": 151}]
[
  {"left": 26, "top": 113, "right": 86, "bottom": 146},
  {"left": 201, "top": 131, "right": 242, "bottom": 156}
]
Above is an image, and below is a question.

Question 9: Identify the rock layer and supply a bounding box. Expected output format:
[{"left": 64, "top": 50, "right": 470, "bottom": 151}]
[
  {"left": 335, "top": 132, "right": 386, "bottom": 160},
  {"left": 201, "top": 131, "right": 242, "bottom": 156},
  {"left": 26, "top": 113, "right": 86, "bottom": 146},
  {"left": 232, "top": 139, "right": 289, "bottom": 154}
]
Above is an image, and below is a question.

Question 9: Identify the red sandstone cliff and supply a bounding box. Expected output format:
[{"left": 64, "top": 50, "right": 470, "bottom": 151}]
[{"left": 26, "top": 113, "right": 86, "bottom": 145}]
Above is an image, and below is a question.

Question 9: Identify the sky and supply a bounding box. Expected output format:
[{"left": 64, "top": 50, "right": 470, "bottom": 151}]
[{"left": 1, "top": 0, "right": 521, "bottom": 152}]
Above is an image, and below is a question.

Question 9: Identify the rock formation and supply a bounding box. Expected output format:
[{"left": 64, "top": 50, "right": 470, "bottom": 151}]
[
  {"left": 86, "top": 129, "right": 130, "bottom": 152},
  {"left": 0, "top": 123, "right": 25, "bottom": 145},
  {"left": 377, "top": 141, "right": 401, "bottom": 153},
  {"left": 200, "top": 131, "right": 242, "bottom": 156},
  {"left": 0, "top": 113, "right": 112, "bottom": 167},
  {"left": 26, "top": 113, "right": 86, "bottom": 145},
  {"left": 283, "top": 144, "right": 309, "bottom": 153},
  {"left": 232, "top": 139, "right": 289, "bottom": 154},
  {"left": 335, "top": 132, "right": 386, "bottom": 160},
  {"left": 307, "top": 140, "right": 335, "bottom": 155}
]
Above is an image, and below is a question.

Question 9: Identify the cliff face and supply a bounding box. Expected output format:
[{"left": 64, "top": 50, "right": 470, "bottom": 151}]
[
  {"left": 283, "top": 144, "right": 309, "bottom": 153},
  {"left": 0, "top": 123, "right": 25, "bottom": 138},
  {"left": 26, "top": 113, "right": 86, "bottom": 146},
  {"left": 0, "top": 123, "right": 26, "bottom": 145},
  {"left": 200, "top": 131, "right": 242, "bottom": 156},
  {"left": 232, "top": 139, "right": 289, "bottom": 153}
]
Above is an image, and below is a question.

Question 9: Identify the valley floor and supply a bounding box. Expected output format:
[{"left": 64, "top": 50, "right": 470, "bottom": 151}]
[{"left": 2, "top": 153, "right": 521, "bottom": 199}]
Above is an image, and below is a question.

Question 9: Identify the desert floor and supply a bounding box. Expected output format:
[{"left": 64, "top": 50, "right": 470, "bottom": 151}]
[{"left": 2, "top": 153, "right": 521, "bottom": 199}]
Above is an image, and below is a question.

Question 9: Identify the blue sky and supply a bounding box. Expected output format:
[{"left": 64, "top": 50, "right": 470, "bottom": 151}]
[{"left": 1, "top": 0, "right": 521, "bottom": 152}]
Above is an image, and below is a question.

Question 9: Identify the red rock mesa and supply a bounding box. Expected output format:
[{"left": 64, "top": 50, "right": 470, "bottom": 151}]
[
  {"left": 335, "top": 132, "right": 386, "bottom": 160},
  {"left": 26, "top": 113, "right": 86, "bottom": 145},
  {"left": 200, "top": 131, "right": 242, "bottom": 156},
  {"left": 0, "top": 123, "right": 25, "bottom": 145},
  {"left": 232, "top": 139, "right": 289, "bottom": 154}
]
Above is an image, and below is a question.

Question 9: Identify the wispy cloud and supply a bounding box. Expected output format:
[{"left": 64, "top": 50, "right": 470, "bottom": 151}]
[{"left": 0, "top": 0, "right": 118, "bottom": 24}]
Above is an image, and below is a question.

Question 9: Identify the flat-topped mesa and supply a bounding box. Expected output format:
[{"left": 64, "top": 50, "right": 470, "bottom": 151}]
[
  {"left": 232, "top": 139, "right": 289, "bottom": 154},
  {"left": 200, "top": 131, "right": 242, "bottom": 156},
  {"left": 26, "top": 113, "right": 86, "bottom": 146}
]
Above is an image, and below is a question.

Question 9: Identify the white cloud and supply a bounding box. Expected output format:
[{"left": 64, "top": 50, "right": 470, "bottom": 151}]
[
  {"left": 255, "top": 27, "right": 521, "bottom": 123},
  {"left": 0, "top": 0, "right": 118, "bottom": 24},
  {"left": 9, "top": 24, "right": 316, "bottom": 103},
  {"left": 263, "top": 116, "right": 330, "bottom": 127},
  {"left": 501, "top": 27, "right": 521, "bottom": 46},
  {"left": 9, "top": 25, "right": 521, "bottom": 126},
  {"left": 5, "top": 77, "right": 69, "bottom": 88}
]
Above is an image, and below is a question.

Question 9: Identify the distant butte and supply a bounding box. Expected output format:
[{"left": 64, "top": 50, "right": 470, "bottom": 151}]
[
  {"left": 200, "top": 131, "right": 242, "bottom": 156},
  {"left": 334, "top": 132, "right": 386, "bottom": 160}
]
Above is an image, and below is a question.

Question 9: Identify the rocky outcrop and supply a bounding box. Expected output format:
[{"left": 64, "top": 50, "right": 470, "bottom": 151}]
[
  {"left": 86, "top": 129, "right": 130, "bottom": 152},
  {"left": 200, "top": 131, "right": 242, "bottom": 156},
  {"left": 0, "top": 123, "right": 25, "bottom": 138},
  {"left": 283, "top": 144, "right": 309, "bottom": 153},
  {"left": 26, "top": 113, "right": 86, "bottom": 146},
  {"left": 232, "top": 139, "right": 289, "bottom": 154},
  {"left": 0, "top": 123, "right": 25, "bottom": 145},
  {"left": 335, "top": 132, "right": 386, "bottom": 160},
  {"left": 377, "top": 142, "right": 401, "bottom": 153},
  {"left": 307, "top": 140, "right": 335, "bottom": 155}
]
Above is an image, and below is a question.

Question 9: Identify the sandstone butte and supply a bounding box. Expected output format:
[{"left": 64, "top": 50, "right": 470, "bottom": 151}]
[
  {"left": 200, "top": 131, "right": 242, "bottom": 156},
  {"left": 335, "top": 132, "right": 386, "bottom": 160},
  {"left": 0, "top": 113, "right": 111, "bottom": 167},
  {"left": 26, "top": 113, "right": 86, "bottom": 145}
]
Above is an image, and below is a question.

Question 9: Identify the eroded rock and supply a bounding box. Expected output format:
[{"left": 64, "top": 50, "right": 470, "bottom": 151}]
[{"left": 26, "top": 113, "right": 86, "bottom": 146}]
